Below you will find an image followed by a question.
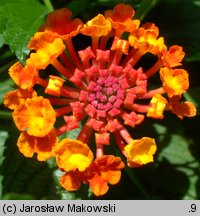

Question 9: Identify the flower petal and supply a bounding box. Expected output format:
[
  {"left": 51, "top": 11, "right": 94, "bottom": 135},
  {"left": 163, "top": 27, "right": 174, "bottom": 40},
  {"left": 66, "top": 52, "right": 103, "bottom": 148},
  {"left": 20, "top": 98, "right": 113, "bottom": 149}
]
[
  {"left": 55, "top": 138, "right": 94, "bottom": 172},
  {"left": 4, "top": 88, "right": 37, "bottom": 110},
  {"left": 162, "top": 45, "right": 185, "bottom": 67},
  {"left": 81, "top": 14, "right": 111, "bottom": 37},
  {"left": 89, "top": 155, "right": 124, "bottom": 196},
  {"left": 8, "top": 60, "right": 38, "bottom": 89},
  {"left": 147, "top": 94, "right": 168, "bottom": 119},
  {"left": 105, "top": 3, "right": 139, "bottom": 36},
  {"left": 45, "top": 75, "right": 65, "bottom": 97},
  {"left": 60, "top": 172, "right": 81, "bottom": 191},
  {"left": 13, "top": 96, "right": 56, "bottom": 137},
  {"left": 169, "top": 96, "right": 197, "bottom": 119},
  {"left": 28, "top": 31, "right": 65, "bottom": 69},
  {"left": 125, "top": 137, "right": 157, "bottom": 167},
  {"left": 17, "top": 129, "right": 58, "bottom": 161},
  {"left": 160, "top": 67, "right": 189, "bottom": 97},
  {"left": 40, "top": 8, "right": 83, "bottom": 38}
]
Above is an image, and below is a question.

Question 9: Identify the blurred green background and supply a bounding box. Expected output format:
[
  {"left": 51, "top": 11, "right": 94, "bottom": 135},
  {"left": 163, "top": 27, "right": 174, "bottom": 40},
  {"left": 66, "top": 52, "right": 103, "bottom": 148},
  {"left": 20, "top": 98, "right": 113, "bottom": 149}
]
[{"left": 0, "top": 0, "right": 200, "bottom": 200}]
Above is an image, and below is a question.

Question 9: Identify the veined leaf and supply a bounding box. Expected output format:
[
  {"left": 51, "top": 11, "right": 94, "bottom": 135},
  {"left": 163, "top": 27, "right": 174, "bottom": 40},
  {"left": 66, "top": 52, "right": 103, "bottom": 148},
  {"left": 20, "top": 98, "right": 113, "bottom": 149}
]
[
  {"left": 0, "top": 0, "right": 48, "bottom": 63},
  {"left": 0, "top": 127, "right": 57, "bottom": 199}
]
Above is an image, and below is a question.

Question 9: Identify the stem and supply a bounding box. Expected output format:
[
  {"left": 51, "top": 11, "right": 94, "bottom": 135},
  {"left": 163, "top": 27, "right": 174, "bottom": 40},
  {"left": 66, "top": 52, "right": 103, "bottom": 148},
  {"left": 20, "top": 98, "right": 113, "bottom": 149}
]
[
  {"left": 51, "top": 59, "right": 72, "bottom": 79},
  {"left": 114, "top": 132, "right": 126, "bottom": 156},
  {"left": 129, "top": 103, "right": 149, "bottom": 113},
  {"left": 124, "top": 166, "right": 149, "bottom": 199},
  {"left": 55, "top": 106, "right": 71, "bottom": 117},
  {"left": 43, "top": 0, "right": 54, "bottom": 12},
  {"left": 112, "top": 50, "right": 123, "bottom": 66},
  {"left": 92, "top": 36, "right": 99, "bottom": 54},
  {"left": 65, "top": 38, "right": 83, "bottom": 69},
  {"left": 60, "top": 87, "right": 80, "bottom": 99},
  {"left": 0, "top": 110, "right": 12, "bottom": 119},
  {"left": 60, "top": 52, "right": 75, "bottom": 72},
  {"left": 96, "top": 143, "right": 104, "bottom": 158},
  {"left": 119, "top": 127, "right": 133, "bottom": 144},
  {"left": 115, "top": 148, "right": 149, "bottom": 199},
  {"left": 136, "top": 87, "right": 165, "bottom": 99},
  {"left": 145, "top": 60, "right": 163, "bottom": 78},
  {"left": 77, "top": 123, "right": 93, "bottom": 144},
  {"left": 56, "top": 124, "right": 68, "bottom": 136},
  {"left": 48, "top": 98, "right": 75, "bottom": 106}
]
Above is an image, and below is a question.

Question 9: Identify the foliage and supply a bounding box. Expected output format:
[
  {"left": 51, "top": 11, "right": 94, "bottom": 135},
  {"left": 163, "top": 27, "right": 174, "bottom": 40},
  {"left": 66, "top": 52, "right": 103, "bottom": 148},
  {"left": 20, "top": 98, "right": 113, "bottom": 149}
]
[{"left": 0, "top": 0, "right": 200, "bottom": 200}]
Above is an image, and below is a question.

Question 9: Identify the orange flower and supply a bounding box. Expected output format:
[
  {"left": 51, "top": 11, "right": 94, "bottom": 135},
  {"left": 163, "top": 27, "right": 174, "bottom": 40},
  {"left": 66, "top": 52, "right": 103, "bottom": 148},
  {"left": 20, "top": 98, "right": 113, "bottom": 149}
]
[
  {"left": 111, "top": 37, "right": 129, "bottom": 55},
  {"left": 4, "top": 3, "right": 196, "bottom": 196},
  {"left": 169, "top": 96, "right": 196, "bottom": 119},
  {"left": 17, "top": 129, "right": 58, "bottom": 161},
  {"left": 4, "top": 88, "right": 37, "bottom": 110},
  {"left": 12, "top": 96, "right": 56, "bottom": 137},
  {"left": 125, "top": 137, "right": 157, "bottom": 168},
  {"left": 59, "top": 155, "right": 124, "bottom": 196},
  {"left": 60, "top": 171, "right": 82, "bottom": 191},
  {"left": 81, "top": 14, "right": 111, "bottom": 37},
  {"left": 28, "top": 32, "right": 65, "bottom": 69},
  {"left": 8, "top": 60, "right": 38, "bottom": 89},
  {"left": 45, "top": 75, "right": 65, "bottom": 97},
  {"left": 89, "top": 155, "right": 125, "bottom": 196},
  {"left": 105, "top": 3, "right": 140, "bottom": 36},
  {"left": 160, "top": 67, "right": 189, "bottom": 97},
  {"left": 55, "top": 138, "right": 94, "bottom": 172},
  {"left": 161, "top": 45, "right": 185, "bottom": 67},
  {"left": 129, "top": 23, "right": 165, "bottom": 54},
  {"left": 147, "top": 94, "right": 168, "bottom": 119},
  {"left": 39, "top": 8, "right": 83, "bottom": 39}
]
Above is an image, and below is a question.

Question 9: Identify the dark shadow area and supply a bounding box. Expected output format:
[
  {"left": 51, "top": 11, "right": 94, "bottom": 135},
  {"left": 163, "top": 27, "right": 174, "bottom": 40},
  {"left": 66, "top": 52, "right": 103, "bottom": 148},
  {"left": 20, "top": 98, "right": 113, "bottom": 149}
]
[{"left": 0, "top": 125, "right": 58, "bottom": 200}]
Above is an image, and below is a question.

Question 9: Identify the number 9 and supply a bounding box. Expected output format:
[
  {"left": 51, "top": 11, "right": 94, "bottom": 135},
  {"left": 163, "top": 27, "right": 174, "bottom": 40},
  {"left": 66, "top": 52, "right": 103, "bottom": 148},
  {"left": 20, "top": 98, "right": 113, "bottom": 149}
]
[{"left": 191, "top": 204, "right": 196, "bottom": 212}]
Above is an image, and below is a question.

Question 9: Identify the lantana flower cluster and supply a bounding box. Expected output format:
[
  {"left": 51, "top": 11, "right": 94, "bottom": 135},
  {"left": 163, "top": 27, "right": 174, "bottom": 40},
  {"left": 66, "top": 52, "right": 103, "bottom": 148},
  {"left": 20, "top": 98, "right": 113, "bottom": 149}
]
[{"left": 4, "top": 4, "right": 196, "bottom": 196}]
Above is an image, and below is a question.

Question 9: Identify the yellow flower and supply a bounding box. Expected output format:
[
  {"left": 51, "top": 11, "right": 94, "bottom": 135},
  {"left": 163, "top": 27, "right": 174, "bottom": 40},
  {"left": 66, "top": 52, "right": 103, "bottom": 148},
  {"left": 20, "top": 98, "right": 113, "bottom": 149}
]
[
  {"left": 12, "top": 96, "right": 56, "bottom": 137},
  {"left": 55, "top": 138, "right": 94, "bottom": 172},
  {"left": 81, "top": 14, "right": 111, "bottom": 37},
  {"left": 147, "top": 94, "right": 168, "bottom": 119},
  {"left": 125, "top": 137, "right": 157, "bottom": 167},
  {"left": 45, "top": 75, "right": 65, "bottom": 97},
  {"left": 29, "top": 32, "right": 65, "bottom": 69},
  {"left": 160, "top": 67, "right": 189, "bottom": 97}
]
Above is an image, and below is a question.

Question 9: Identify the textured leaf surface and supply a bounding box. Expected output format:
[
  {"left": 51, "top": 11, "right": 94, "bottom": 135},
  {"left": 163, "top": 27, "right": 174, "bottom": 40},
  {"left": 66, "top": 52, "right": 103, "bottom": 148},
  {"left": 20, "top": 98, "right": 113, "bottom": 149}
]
[
  {"left": 0, "top": 127, "right": 57, "bottom": 199},
  {"left": 0, "top": 0, "right": 48, "bottom": 63}
]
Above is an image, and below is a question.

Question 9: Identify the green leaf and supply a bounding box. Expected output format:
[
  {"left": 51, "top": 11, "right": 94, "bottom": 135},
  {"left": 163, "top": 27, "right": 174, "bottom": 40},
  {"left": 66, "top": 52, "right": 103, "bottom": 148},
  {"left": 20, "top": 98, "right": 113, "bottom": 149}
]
[
  {"left": 0, "top": 0, "right": 48, "bottom": 63},
  {"left": 185, "top": 52, "right": 200, "bottom": 62},
  {"left": 0, "top": 111, "right": 12, "bottom": 120},
  {"left": 2, "top": 193, "right": 35, "bottom": 200},
  {"left": 154, "top": 121, "right": 199, "bottom": 199},
  {"left": 0, "top": 79, "right": 15, "bottom": 104},
  {"left": 135, "top": 0, "right": 159, "bottom": 21},
  {"left": 0, "top": 130, "right": 9, "bottom": 198},
  {"left": 67, "top": 0, "right": 89, "bottom": 17},
  {"left": 184, "top": 87, "right": 200, "bottom": 115},
  {"left": 0, "top": 34, "right": 4, "bottom": 48},
  {"left": 131, "top": 117, "right": 199, "bottom": 199},
  {"left": 0, "top": 127, "right": 57, "bottom": 199}
]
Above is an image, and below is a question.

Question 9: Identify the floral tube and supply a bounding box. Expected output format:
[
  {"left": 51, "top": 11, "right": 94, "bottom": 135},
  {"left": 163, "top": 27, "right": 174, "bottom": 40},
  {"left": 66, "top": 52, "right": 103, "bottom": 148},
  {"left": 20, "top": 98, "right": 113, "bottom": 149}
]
[{"left": 4, "top": 3, "right": 196, "bottom": 196}]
